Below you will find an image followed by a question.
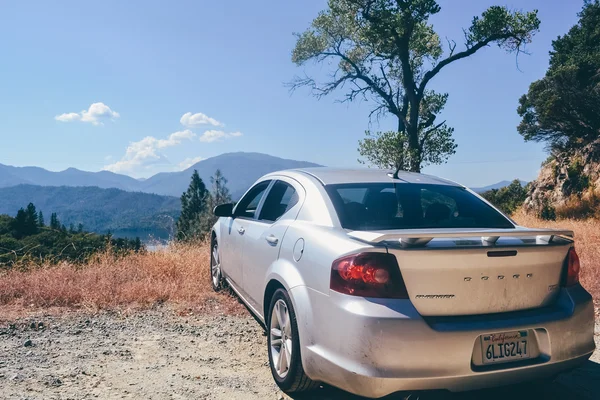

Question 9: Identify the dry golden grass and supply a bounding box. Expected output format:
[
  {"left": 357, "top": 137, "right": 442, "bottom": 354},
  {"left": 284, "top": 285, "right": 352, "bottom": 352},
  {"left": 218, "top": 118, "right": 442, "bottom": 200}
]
[
  {"left": 2, "top": 215, "right": 598, "bottom": 316},
  {"left": 0, "top": 242, "right": 242, "bottom": 315},
  {"left": 514, "top": 210, "right": 600, "bottom": 308}
]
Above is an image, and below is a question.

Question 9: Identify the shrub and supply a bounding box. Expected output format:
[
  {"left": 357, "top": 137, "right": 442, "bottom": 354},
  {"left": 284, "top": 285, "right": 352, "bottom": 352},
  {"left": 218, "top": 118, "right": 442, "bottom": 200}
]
[
  {"left": 564, "top": 157, "right": 590, "bottom": 196},
  {"left": 539, "top": 201, "right": 557, "bottom": 220},
  {"left": 481, "top": 180, "right": 528, "bottom": 215},
  {"left": 555, "top": 191, "right": 600, "bottom": 220}
]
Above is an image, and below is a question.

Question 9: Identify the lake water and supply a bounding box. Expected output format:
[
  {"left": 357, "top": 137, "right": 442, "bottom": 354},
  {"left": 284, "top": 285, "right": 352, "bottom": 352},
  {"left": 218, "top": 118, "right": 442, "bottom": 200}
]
[{"left": 111, "top": 228, "right": 173, "bottom": 244}]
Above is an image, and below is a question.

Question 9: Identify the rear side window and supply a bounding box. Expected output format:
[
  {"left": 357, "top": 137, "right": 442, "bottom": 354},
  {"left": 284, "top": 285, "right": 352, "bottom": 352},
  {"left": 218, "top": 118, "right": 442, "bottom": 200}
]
[
  {"left": 326, "top": 183, "right": 513, "bottom": 231},
  {"left": 234, "top": 181, "right": 271, "bottom": 219},
  {"left": 259, "top": 181, "right": 299, "bottom": 222}
]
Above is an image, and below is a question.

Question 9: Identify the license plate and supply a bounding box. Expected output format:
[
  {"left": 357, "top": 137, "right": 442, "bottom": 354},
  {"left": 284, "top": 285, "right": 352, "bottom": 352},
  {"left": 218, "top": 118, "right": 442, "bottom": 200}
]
[{"left": 481, "top": 330, "right": 530, "bottom": 364}]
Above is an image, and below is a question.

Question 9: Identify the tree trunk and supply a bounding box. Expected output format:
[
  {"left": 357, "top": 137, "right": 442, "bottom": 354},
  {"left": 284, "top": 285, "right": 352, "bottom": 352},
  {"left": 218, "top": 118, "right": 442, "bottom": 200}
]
[
  {"left": 407, "top": 96, "right": 422, "bottom": 173},
  {"left": 407, "top": 124, "right": 421, "bottom": 173}
]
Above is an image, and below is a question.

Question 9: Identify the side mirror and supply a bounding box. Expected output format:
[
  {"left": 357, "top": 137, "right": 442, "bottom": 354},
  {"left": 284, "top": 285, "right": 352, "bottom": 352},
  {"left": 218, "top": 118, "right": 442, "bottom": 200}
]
[{"left": 213, "top": 203, "right": 234, "bottom": 217}]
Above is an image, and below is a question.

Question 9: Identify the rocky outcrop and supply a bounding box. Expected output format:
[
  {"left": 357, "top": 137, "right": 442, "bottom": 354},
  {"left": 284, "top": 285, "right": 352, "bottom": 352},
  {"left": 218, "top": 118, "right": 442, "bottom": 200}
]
[{"left": 524, "top": 139, "right": 600, "bottom": 218}]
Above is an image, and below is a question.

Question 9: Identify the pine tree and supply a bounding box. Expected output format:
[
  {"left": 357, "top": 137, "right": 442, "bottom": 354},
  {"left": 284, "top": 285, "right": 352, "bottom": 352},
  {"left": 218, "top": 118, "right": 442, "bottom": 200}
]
[
  {"left": 198, "top": 170, "right": 233, "bottom": 234},
  {"left": 77, "top": 223, "right": 84, "bottom": 233},
  {"left": 50, "top": 213, "right": 60, "bottom": 230},
  {"left": 38, "top": 211, "right": 45, "bottom": 227},
  {"left": 11, "top": 208, "right": 28, "bottom": 239},
  {"left": 24, "top": 203, "right": 39, "bottom": 235},
  {"left": 176, "top": 170, "right": 209, "bottom": 240},
  {"left": 211, "top": 169, "right": 232, "bottom": 207},
  {"left": 9, "top": 204, "right": 39, "bottom": 238}
]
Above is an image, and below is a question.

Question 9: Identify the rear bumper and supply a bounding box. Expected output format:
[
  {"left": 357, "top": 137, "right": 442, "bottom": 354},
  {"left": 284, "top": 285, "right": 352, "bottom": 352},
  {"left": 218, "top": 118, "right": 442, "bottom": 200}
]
[{"left": 290, "top": 285, "right": 595, "bottom": 398}]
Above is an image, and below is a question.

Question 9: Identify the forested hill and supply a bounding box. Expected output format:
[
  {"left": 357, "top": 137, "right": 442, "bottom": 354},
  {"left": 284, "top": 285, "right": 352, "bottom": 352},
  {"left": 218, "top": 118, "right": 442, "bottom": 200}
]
[{"left": 0, "top": 185, "right": 180, "bottom": 238}]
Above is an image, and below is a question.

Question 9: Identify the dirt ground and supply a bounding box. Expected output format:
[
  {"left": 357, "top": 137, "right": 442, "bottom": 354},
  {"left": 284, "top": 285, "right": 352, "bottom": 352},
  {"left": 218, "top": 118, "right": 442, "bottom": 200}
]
[{"left": 1, "top": 307, "right": 599, "bottom": 400}]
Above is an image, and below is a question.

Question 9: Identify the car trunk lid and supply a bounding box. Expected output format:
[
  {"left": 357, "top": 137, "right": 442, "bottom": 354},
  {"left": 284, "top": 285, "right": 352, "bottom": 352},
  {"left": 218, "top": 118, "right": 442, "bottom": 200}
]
[{"left": 348, "top": 228, "right": 574, "bottom": 316}]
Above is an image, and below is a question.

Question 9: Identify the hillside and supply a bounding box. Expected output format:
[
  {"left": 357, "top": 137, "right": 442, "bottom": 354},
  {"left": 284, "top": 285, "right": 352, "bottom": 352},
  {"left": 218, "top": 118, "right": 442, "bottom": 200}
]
[
  {"left": 0, "top": 152, "right": 321, "bottom": 199},
  {"left": 0, "top": 185, "right": 180, "bottom": 239},
  {"left": 524, "top": 139, "right": 600, "bottom": 219}
]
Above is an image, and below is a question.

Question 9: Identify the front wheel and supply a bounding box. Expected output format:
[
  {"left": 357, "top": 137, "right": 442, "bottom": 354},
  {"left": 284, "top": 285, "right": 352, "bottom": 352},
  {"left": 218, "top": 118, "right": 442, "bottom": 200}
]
[
  {"left": 267, "top": 288, "right": 319, "bottom": 393},
  {"left": 210, "top": 240, "right": 224, "bottom": 291}
]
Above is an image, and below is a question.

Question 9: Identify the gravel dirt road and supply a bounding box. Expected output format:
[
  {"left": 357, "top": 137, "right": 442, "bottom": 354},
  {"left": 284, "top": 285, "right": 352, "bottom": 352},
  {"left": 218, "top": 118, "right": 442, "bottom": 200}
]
[{"left": 1, "top": 307, "right": 599, "bottom": 400}]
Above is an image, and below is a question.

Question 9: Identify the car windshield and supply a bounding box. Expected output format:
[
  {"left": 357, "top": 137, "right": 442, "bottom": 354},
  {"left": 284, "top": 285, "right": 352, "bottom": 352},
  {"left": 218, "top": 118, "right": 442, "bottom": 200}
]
[{"left": 325, "top": 183, "right": 514, "bottom": 231}]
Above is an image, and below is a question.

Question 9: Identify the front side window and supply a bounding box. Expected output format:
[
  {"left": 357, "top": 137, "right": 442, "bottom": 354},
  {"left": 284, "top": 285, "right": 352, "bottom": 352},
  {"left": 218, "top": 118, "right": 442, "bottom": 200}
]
[
  {"left": 234, "top": 181, "right": 271, "bottom": 219},
  {"left": 259, "top": 181, "right": 299, "bottom": 222},
  {"left": 326, "top": 183, "right": 514, "bottom": 231}
]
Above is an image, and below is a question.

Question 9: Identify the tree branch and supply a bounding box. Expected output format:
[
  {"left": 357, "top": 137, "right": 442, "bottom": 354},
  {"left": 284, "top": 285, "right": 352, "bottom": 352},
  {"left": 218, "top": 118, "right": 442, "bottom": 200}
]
[
  {"left": 331, "top": 51, "right": 400, "bottom": 114},
  {"left": 445, "top": 37, "right": 457, "bottom": 57},
  {"left": 419, "top": 120, "right": 446, "bottom": 149},
  {"left": 419, "top": 33, "right": 512, "bottom": 95}
]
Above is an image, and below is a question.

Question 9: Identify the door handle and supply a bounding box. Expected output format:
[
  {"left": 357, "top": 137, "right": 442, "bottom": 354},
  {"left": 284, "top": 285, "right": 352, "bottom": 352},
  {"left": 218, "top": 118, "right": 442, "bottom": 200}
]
[
  {"left": 237, "top": 227, "right": 245, "bottom": 235},
  {"left": 265, "top": 235, "right": 279, "bottom": 246}
]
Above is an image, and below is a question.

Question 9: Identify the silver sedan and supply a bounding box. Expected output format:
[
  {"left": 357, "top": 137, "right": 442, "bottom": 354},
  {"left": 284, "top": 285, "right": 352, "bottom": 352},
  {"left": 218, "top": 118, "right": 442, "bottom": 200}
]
[{"left": 210, "top": 168, "right": 595, "bottom": 398}]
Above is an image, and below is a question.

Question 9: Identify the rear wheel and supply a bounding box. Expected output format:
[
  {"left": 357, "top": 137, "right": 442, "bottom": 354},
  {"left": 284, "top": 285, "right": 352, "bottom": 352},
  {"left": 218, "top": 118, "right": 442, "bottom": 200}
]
[
  {"left": 210, "top": 240, "right": 224, "bottom": 291},
  {"left": 267, "top": 288, "right": 319, "bottom": 393}
]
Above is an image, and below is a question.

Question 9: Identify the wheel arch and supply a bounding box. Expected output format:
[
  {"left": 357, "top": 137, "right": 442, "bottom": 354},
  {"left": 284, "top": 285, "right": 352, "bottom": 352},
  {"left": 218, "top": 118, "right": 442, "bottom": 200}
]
[
  {"left": 210, "top": 219, "right": 221, "bottom": 245},
  {"left": 263, "top": 256, "right": 307, "bottom": 318},
  {"left": 263, "top": 279, "right": 285, "bottom": 321}
]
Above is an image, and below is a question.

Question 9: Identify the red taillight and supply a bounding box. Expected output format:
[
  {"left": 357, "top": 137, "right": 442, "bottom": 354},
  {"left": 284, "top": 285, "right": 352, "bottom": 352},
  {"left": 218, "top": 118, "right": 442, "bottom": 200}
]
[
  {"left": 564, "top": 247, "right": 581, "bottom": 287},
  {"left": 330, "top": 252, "right": 408, "bottom": 299}
]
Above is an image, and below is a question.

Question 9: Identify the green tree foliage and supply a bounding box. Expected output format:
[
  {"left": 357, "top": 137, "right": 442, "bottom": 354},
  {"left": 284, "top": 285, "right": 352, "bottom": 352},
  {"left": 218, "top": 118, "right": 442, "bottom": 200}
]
[
  {"left": 11, "top": 203, "right": 39, "bottom": 239},
  {"left": 38, "top": 211, "right": 45, "bottom": 227},
  {"left": 291, "top": 0, "right": 540, "bottom": 173},
  {"left": 199, "top": 170, "right": 234, "bottom": 235},
  {"left": 50, "top": 212, "right": 60, "bottom": 230},
  {"left": 518, "top": 1, "right": 600, "bottom": 152},
  {"left": 0, "top": 204, "right": 144, "bottom": 268},
  {"left": 176, "top": 170, "right": 210, "bottom": 241},
  {"left": 358, "top": 126, "right": 455, "bottom": 169},
  {"left": 481, "top": 179, "right": 528, "bottom": 215},
  {"left": 210, "top": 169, "right": 232, "bottom": 207}
]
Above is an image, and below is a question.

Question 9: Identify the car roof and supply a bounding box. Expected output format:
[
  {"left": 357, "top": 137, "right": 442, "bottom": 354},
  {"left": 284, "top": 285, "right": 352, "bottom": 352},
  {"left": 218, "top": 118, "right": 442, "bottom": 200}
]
[{"left": 289, "top": 167, "right": 461, "bottom": 186}]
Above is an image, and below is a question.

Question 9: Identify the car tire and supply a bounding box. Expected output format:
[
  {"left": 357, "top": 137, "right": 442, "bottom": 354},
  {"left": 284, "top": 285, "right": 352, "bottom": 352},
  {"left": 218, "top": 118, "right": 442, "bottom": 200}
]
[
  {"left": 267, "top": 288, "right": 319, "bottom": 394},
  {"left": 210, "top": 240, "right": 224, "bottom": 292}
]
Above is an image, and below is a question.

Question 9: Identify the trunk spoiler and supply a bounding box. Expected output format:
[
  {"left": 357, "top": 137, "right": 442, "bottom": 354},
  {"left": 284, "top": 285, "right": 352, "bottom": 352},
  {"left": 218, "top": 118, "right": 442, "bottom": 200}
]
[{"left": 347, "top": 228, "right": 574, "bottom": 248}]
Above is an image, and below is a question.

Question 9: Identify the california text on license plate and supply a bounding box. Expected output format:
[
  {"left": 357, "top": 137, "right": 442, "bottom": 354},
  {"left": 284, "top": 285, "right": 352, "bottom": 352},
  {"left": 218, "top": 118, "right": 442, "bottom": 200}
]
[{"left": 481, "top": 330, "right": 530, "bottom": 364}]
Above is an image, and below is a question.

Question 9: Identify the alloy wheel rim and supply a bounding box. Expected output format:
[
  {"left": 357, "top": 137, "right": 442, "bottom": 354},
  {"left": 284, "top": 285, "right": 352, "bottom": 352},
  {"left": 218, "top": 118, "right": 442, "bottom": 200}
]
[
  {"left": 211, "top": 244, "right": 220, "bottom": 287},
  {"left": 270, "top": 299, "right": 292, "bottom": 378}
]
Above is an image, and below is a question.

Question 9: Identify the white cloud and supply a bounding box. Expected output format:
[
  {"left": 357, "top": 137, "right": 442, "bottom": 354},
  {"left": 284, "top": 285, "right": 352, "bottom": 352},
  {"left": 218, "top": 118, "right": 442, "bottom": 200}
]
[
  {"left": 104, "top": 130, "right": 196, "bottom": 175},
  {"left": 55, "top": 112, "right": 81, "bottom": 122},
  {"left": 199, "top": 130, "right": 243, "bottom": 143},
  {"left": 55, "top": 102, "right": 120, "bottom": 126},
  {"left": 178, "top": 156, "right": 204, "bottom": 170},
  {"left": 180, "top": 112, "right": 223, "bottom": 128}
]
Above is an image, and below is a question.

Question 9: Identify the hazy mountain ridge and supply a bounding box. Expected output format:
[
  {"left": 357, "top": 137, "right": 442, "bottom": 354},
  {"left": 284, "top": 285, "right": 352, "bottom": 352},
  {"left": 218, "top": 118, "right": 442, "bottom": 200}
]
[
  {"left": 0, "top": 152, "right": 322, "bottom": 199},
  {"left": 0, "top": 163, "right": 142, "bottom": 191}
]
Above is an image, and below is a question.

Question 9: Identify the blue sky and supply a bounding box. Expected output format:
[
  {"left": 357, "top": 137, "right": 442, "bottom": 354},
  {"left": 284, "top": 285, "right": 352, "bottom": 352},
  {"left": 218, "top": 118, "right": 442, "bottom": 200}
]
[{"left": 0, "top": 0, "right": 584, "bottom": 186}]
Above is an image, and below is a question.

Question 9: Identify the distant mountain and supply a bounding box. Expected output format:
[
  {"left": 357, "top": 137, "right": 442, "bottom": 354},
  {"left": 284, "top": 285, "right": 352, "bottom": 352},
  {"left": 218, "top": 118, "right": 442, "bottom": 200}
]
[
  {"left": 139, "top": 152, "right": 322, "bottom": 198},
  {"left": 471, "top": 180, "right": 528, "bottom": 193},
  {"left": 0, "top": 163, "right": 141, "bottom": 191},
  {"left": 0, "top": 152, "right": 322, "bottom": 199},
  {"left": 0, "top": 185, "right": 180, "bottom": 239}
]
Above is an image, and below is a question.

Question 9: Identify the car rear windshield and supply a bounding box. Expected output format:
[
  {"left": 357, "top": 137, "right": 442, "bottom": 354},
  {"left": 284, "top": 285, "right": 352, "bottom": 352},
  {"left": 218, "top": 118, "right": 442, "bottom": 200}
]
[{"left": 325, "top": 183, "right": 514, "bottom": 231}]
